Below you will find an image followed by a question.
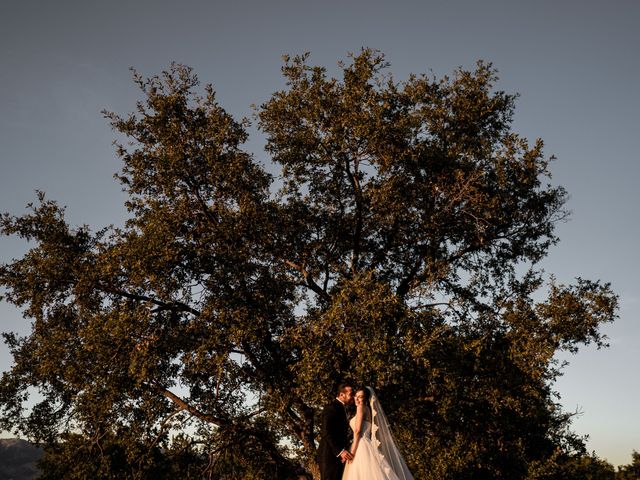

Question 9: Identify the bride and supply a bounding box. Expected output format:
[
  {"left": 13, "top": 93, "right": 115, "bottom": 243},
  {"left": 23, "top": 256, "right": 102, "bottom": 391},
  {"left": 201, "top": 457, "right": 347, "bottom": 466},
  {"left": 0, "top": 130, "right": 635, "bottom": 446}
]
[{"left": 342, "top": 387, "right": 413, "bottom": 480}]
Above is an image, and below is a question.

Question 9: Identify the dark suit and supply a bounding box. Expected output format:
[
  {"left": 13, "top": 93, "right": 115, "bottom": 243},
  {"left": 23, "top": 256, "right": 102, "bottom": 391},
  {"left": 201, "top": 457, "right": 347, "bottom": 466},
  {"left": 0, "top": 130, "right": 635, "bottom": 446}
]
[{"left": 318, "top": 399, "right": 351, "bottom": 480}]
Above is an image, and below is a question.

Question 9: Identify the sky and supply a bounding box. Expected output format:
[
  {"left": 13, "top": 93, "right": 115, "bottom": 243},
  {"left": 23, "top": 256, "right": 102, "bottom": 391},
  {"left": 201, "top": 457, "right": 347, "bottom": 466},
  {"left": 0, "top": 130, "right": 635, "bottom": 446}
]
[{"left": 1, "top": 0, "right": 638, "bottom": 468}]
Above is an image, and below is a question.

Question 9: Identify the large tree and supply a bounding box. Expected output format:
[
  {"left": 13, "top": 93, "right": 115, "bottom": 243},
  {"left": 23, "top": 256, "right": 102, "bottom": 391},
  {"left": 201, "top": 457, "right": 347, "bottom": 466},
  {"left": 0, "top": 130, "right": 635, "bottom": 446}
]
[{"left": 0, "top": 50, "right": 617, "bottom": 479}]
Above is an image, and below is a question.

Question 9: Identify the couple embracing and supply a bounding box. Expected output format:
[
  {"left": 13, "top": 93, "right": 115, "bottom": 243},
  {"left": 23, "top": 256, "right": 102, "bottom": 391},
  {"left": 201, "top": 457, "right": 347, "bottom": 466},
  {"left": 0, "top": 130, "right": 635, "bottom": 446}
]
[{"left": 317, "top": 383, "right": 413, "bottom": 480}]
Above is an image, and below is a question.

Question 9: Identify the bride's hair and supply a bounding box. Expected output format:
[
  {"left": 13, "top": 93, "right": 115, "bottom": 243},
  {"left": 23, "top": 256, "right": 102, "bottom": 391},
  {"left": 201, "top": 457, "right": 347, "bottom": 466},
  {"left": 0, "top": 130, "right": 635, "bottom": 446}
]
[{"left": 357, "top": 386, "right": 371, "bottom": 405}]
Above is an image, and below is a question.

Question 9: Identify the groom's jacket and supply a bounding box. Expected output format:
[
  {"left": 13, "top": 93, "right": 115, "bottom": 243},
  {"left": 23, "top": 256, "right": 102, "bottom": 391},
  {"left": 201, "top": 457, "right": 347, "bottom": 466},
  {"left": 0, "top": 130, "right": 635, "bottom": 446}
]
[{"left": 319, "top": 399, "right": 350, "bottom": 457}]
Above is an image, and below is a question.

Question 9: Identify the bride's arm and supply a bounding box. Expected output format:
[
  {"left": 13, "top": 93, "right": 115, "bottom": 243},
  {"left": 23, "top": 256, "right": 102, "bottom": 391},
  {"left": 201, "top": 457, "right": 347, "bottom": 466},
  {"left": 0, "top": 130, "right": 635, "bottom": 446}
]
[{"left": 350, "top": 404, "right": 364, "bottom": 459}]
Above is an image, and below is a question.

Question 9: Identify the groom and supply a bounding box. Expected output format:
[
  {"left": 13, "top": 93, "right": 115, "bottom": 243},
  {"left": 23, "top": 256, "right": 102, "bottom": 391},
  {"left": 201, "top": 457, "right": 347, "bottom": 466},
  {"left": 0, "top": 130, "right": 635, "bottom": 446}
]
[{"left": 318, "top": 382, "right": 354, "bottom": 480}]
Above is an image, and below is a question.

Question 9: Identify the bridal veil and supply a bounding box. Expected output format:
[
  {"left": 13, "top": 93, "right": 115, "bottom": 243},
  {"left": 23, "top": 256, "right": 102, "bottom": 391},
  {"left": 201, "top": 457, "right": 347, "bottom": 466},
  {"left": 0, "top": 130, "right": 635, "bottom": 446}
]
[{"left": 367, "top": 386, "right": 414, "bottom": 480}]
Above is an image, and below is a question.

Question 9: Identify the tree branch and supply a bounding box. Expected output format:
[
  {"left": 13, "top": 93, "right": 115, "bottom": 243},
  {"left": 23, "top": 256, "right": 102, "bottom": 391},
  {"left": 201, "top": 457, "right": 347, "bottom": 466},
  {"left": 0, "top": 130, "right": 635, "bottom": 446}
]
[
  {"left": 369, "top": 213, "right": 400, "bottom": 270},
  {"left": 396, "top": 258, "right": 423, "bottom": 298},
  {"left": 148, "top": 407, "right": 184, "bottom": 450},
  {"left": 284, "top": 260, "right": 330, "bottom": 301},
  {"left": 101, "top": 286, "right": 201, "bottom": 316},
  {"left": 151, "top": 381, "right": 225, "bottom": 426},
  {"left": 344, "top": 156, "right": 364, "bottom": 274}
]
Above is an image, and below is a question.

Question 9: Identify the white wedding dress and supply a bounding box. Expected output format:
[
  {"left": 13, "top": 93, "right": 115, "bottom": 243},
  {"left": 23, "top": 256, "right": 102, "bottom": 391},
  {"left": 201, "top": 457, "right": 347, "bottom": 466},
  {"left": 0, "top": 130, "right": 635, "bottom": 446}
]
[
  {"left": 342, "top": 417, "right": 400, "bottom": 480},
  {"left": 342, "top": 387, "right": 413, "bottom": 480}
]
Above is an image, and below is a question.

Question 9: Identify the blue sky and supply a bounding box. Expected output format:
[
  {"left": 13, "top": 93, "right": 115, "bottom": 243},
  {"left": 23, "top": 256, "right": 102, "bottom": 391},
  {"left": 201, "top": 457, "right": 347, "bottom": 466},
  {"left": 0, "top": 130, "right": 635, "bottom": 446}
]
[{"left": 1, "top": 0, "right": 638, "bottom": 467}]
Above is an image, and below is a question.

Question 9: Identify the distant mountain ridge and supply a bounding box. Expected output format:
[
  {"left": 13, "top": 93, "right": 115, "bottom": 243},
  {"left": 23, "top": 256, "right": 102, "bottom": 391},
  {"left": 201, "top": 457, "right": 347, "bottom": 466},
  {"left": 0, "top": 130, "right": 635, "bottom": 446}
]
[{"left": 0, "top": 439, "right": 42, "bottom": 480}]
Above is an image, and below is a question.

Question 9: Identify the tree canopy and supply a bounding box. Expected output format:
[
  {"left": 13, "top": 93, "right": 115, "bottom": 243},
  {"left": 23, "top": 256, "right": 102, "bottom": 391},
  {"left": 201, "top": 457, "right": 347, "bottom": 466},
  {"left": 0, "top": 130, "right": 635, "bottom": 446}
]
[
  {"left": 0, "top": 50, "right": 618, "bottom": 479},
  {"left": 616, "top": 452, "right": 640, "bottom": 480}
]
